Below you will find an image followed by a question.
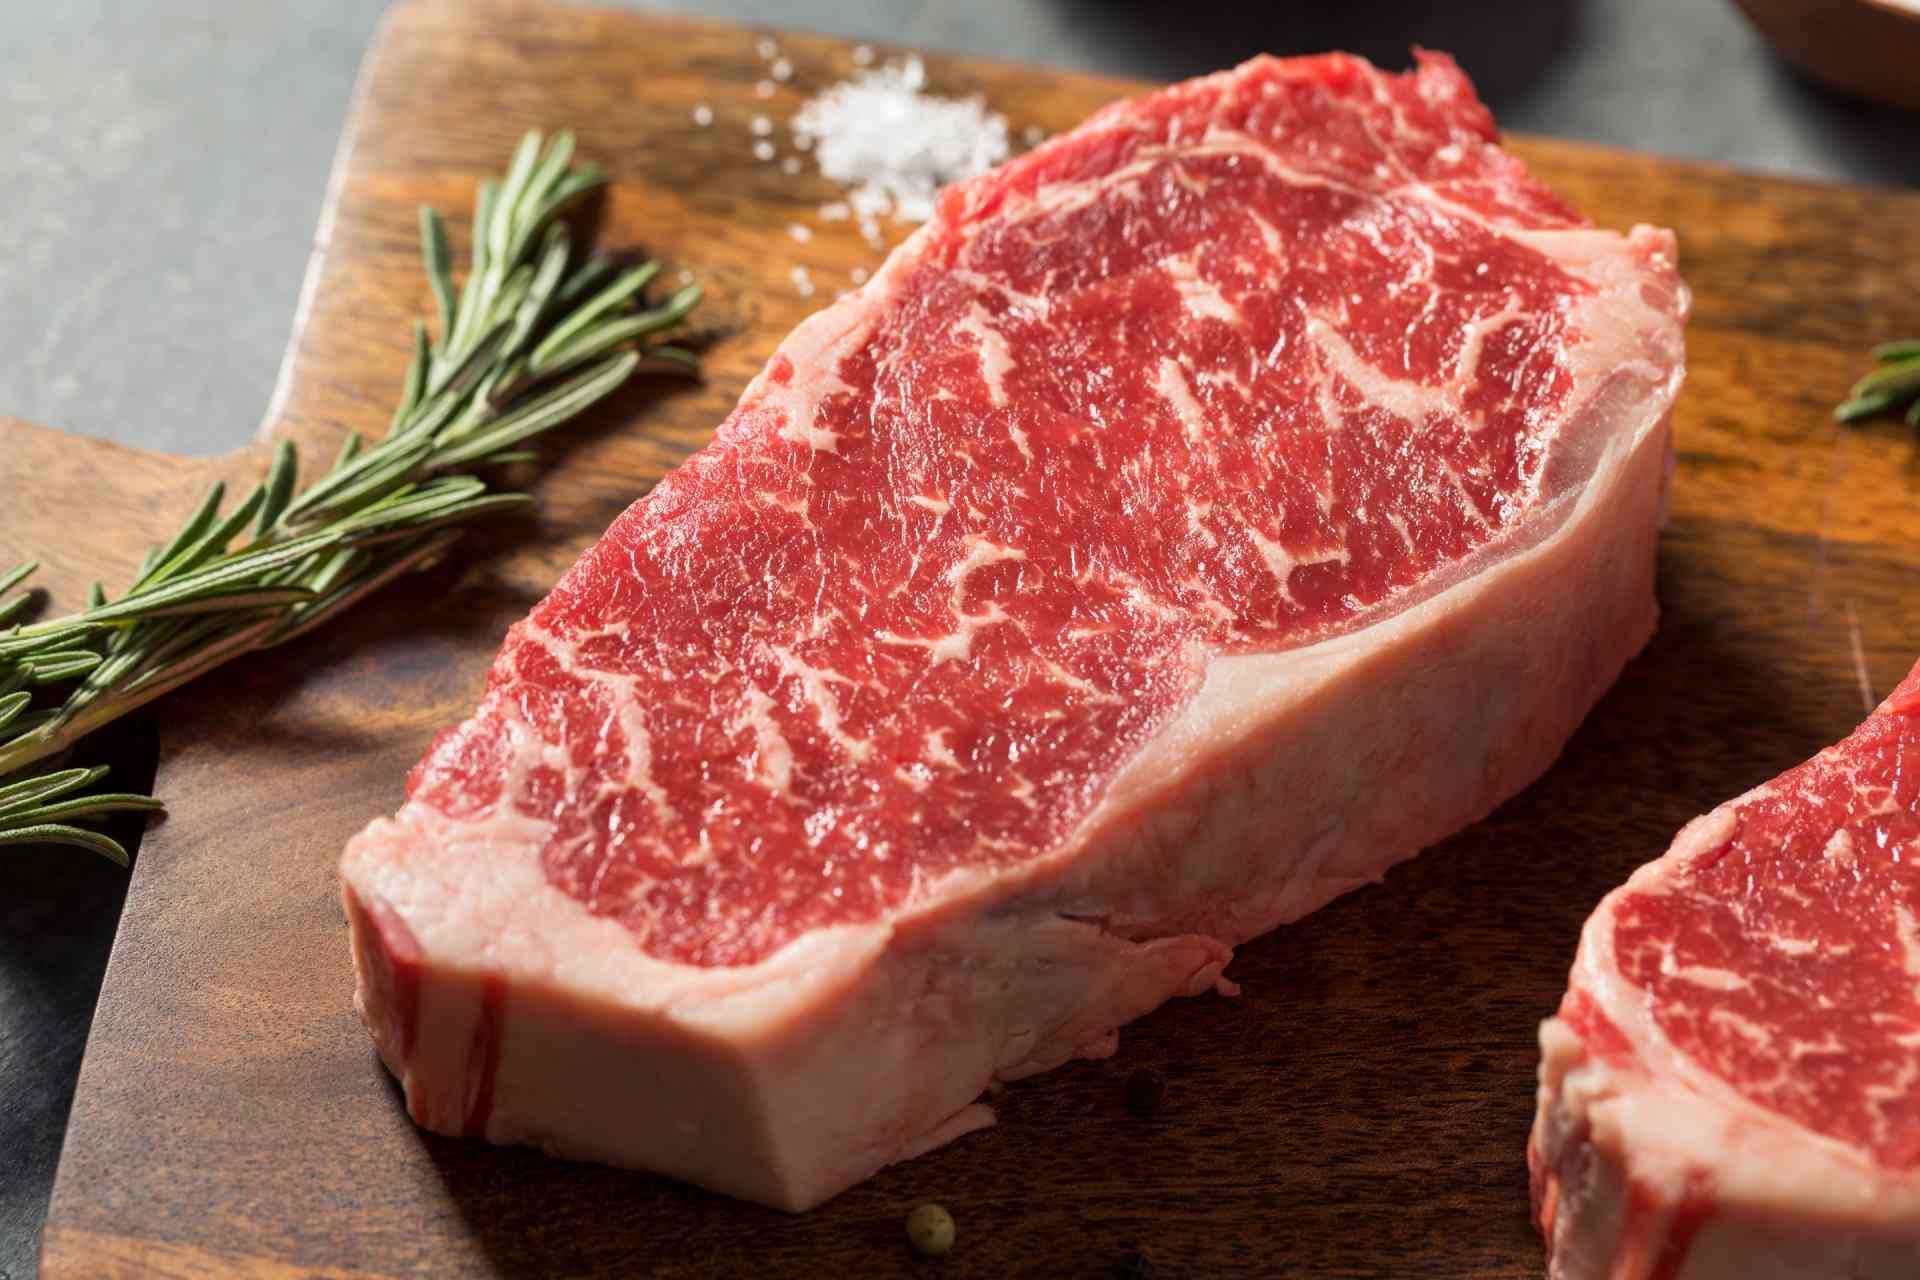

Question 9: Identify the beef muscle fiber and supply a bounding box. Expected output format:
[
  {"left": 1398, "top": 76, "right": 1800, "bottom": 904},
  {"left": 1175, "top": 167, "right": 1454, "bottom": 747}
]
[{"left": 342, "top": 51, "right": 1687, "bottom": 1209}]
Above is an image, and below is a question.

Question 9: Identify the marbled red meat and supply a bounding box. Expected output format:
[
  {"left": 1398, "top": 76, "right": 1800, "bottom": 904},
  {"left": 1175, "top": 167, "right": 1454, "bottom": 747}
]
[
  {"left": 408, "top": 54, "right": 1588, "bottom": 967},
  {"left": 1532, "top": 668, "right": 1920, "bottom": 1278},
  {"left": 344, "top": 50, "right": 1686, "bottom": 1209}
]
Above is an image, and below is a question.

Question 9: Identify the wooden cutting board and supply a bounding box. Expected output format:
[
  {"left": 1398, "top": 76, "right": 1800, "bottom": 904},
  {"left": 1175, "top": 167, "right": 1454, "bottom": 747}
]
[{"left": 13, "top": 1, "right": 1920, "bottom": 1275}]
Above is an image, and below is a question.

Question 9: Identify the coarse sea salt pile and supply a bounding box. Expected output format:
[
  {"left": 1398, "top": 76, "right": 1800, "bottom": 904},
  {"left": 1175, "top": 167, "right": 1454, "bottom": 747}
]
[
  {"left": 790, "top": 55, "right": 1011, "bottom": 245},
  {"left": 694, "top": 40, "right": 1034, "bottom": 297}
]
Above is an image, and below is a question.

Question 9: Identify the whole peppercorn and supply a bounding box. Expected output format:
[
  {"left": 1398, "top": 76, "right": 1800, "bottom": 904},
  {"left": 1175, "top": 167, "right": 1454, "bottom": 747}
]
[
  {"left": 905, "top": 1202, "right": 955, "bottom": 1257},
  {"left": 1124, "top": 1067, "right": 1167, "bottom": 1116},
  {"left": 1113, "top": 1246, "right": 1156, "bottom": 1279}
]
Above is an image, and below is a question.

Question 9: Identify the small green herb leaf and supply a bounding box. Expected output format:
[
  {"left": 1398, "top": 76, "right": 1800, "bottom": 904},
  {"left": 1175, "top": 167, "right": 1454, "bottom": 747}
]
[{"left": 1839, "top": 342, "right": 1920, "bottom": 427}]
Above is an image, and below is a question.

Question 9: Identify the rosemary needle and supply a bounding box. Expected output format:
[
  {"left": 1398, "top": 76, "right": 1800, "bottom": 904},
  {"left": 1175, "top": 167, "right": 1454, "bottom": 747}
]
[
  {"left": 1836, "top": 339, "right": 1920, "bottom": 427},
  {"left": 0, "top": 130, "right": 700, "bottom": 864}
]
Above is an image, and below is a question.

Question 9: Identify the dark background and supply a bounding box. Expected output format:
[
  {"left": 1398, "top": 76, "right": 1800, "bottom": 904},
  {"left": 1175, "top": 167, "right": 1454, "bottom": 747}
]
[{"left": 2, "top": 1, "right": 1913, "bottom": 1275}]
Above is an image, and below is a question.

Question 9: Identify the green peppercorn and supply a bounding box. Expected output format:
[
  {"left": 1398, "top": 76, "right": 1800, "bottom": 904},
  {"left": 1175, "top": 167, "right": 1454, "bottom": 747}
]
[{"left": 905, "top": 1201, "right": 955, "bottom": 1257}]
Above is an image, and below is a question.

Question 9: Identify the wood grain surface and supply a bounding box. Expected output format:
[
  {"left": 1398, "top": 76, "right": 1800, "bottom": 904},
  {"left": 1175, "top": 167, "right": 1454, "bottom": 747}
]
[{"left": 10, "top": 0, "right": 1920, "bottom": 1275}]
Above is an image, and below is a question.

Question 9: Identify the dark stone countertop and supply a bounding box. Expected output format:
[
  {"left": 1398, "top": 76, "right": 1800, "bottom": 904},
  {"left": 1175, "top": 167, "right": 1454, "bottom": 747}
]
[{"left": 2, "top": 1, "right": 1912, "bottom": 1275}]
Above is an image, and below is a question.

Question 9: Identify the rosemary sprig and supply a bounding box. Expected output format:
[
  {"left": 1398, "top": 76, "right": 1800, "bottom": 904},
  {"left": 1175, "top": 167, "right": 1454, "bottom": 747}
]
[
  {"left": 1836, "top": 339, "right": 1920, "bottom": 427},
  {"left": 0, "top": 130, "right": 699, "bottom": 864},
  {"left": 0, "top": 766, "right": 162, "bottom": 866}
]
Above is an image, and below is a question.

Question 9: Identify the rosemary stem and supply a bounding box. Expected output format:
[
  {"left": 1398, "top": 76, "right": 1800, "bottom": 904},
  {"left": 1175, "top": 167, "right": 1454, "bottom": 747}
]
[{"left": 0, "top": 128, "right": 701, "bottom": 864}]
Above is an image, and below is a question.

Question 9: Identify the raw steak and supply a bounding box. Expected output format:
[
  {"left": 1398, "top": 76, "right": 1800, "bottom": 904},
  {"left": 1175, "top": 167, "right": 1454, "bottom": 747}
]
[
  {"left": 342, "top": 51, "right": 1687, "bottom": 1209},
  {"left": 1531, "top": 666, "right": 1920, "bottom": 1278}
]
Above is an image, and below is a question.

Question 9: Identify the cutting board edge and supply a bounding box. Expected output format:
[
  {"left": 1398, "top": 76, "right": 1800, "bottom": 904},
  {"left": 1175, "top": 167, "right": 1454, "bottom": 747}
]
[{"left": 250, "top": 2, "right": 408, "bottom": 451}]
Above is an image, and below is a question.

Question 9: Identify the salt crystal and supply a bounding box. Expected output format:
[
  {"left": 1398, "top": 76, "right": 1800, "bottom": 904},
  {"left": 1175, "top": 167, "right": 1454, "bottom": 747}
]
[
  {"left": 852, "top": 44, "right": 874, "bottom": 66},
  {"left": 789, "top": 223, "right": 814, "bottom": 242},
  {"left": 751, "top": 114, "right": 774, "bottom": 137},
  {"left": 789, "top": 55, "right": 1009, "bottom": 233},
  {"left": 818, "top": 201, "right": 851, "bottom": 221},
  {"left": 850, "top": 266, "right": 869, "bottom": 284},
  {"left": 790, "top": 266, "right": 816, "bottom": 298},
  {"left": 847, "top": 181, "right": 893, "bottom": 244},
  {"left": 781, "top": 155, "right": 803, "bottom": 176},
  {"left": 753, "top": 140, "right": 776, "bottom": 162},
  {"left": 677, "top": 269, "right": 694, "bottom": 285},
  {"left": 771, "top": 57, "right": 793, "bottom": 82},
  {"left": 755, "top": 80, "right": 776, "bottom": 99},
  {"left": 1023, "top": 125, "right": 1045, "bottom": 146},
  {"left": 756, "top": 36, "right": 778, "bottom": 60},
  {"left": 692, "top": 104, "right": 713, "bottom": 127}
]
